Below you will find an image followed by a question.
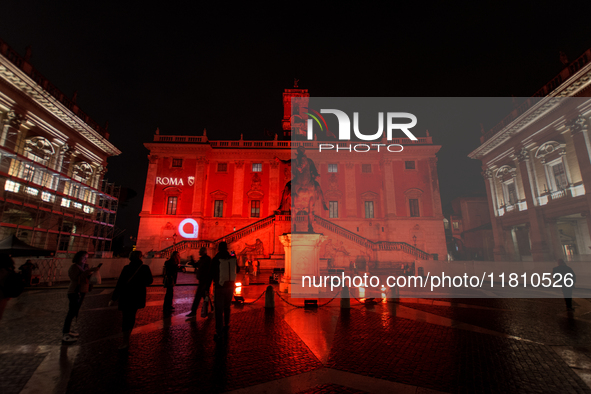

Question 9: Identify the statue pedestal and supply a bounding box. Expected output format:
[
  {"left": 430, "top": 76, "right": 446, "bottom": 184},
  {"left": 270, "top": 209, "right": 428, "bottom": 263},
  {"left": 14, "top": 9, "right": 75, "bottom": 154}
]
[
  {"left": 278, "top": 232, "right": 323, "bottom": 295},
  {"left": 293, "top": 211, "right": 311, "bottom": 233}
]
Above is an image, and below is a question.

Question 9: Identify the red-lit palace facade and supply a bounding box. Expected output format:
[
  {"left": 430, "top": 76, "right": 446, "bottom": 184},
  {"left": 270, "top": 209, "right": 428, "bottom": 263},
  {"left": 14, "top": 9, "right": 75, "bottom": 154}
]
[{"left": 137, "top": 89, "right": 447, "bottom": 268}]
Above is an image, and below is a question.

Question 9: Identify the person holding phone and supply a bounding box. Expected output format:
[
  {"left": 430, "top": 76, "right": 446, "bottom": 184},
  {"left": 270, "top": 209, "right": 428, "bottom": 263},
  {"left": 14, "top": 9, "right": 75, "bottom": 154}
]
[{"left": 62, "top": 251, "right": 101, "bottom": 343}]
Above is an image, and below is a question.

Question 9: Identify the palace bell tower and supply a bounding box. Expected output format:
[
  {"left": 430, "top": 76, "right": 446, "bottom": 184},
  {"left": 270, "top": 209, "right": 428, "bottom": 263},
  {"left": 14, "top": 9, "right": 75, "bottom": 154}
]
[{"left": 282, "top": 79, "right": 309, "bottom": 139}]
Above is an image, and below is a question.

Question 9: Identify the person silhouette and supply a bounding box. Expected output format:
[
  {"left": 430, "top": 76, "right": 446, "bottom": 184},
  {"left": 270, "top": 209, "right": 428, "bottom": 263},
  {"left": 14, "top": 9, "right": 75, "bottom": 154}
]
[{"left": 552, "top": 258, "right": 576, "bottom": 311}]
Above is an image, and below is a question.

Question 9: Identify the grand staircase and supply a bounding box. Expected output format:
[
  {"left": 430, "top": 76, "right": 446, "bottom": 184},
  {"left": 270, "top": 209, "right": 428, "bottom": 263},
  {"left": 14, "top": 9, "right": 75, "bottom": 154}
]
[
  {"left": 158, "top": 214, "right": 290, "bottom": 258},
  {"left": 158, "top": 213, "right": 431, "bottom": 261},
  {"left": 313, "top": 215, "right": 433, "bottom": 260}
]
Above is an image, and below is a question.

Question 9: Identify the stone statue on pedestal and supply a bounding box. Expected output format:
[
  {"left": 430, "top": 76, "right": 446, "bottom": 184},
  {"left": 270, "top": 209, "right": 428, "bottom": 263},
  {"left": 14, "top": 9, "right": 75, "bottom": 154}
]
[{"left": 276, "top": 146, "right": 327, "bottom": 231}]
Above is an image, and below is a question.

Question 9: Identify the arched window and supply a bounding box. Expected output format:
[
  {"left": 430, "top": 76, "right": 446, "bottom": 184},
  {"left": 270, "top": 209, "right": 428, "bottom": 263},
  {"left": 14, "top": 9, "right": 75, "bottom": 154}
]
[
  {"left": 495, "top": 165, "right": 519, "bottom": 207},
  {"left": 535, "top": 141, "right": 570, "bottom": 192}
]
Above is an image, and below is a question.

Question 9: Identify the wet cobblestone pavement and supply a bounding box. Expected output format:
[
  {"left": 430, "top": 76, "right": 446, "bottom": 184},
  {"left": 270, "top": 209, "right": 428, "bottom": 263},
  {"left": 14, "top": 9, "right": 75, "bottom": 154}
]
[{"left": 1, "top": 272, "right": 591, "bottom": 393}]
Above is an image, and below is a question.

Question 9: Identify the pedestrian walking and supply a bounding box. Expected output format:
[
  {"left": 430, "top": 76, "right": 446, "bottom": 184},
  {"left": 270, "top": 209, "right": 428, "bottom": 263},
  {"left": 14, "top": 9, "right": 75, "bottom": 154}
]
[
  {"left": 62, "top": 251, "right": 102, "bottom": 343},
  {"left": 163, "top": 251, "right": 179, "bottom": 314},
  {"left": 253, "top": 260, "right": 260, "bottom": 277},
  {"left": 109, "top": 251, "right": 153, "bottom": 350},
  {"left": 552, "top": 258, "right": 577, "bottom": 311},
  {"left": 186, "top": 247, "right": 213, "bottom": 319},
  {"left": 18, "top": 259, "right": 36, "bottom": 286},
  {"left": 212, "top": 242, "right": 238, "bottom": 342},
  {"left": 0, "top": 254, "right": 21, "bottom": 320}
]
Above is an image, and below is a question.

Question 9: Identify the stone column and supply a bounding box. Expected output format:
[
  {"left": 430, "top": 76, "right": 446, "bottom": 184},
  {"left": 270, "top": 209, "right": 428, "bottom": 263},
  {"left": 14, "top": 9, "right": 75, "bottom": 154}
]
[
  {"left": 59, "top": 144, "right": 77, "bottom": 177},
  {"left": 140, "top": 155, "right": 159, "bottom": 214},
  {"left": 278, "top": 233, "right": 291, "bottom": 293},
  {"left": 547, "top": 219, "right": 564, "bottom": 259},
  {"left": 516, "top": 148, "right": 551, "bottom": 261},
  {"left": 483, "top": 168, "right": 507, "bottom": 260},
  {"left": 1, "top": 110, "right": 24, "bottom": 152},
  {"left": 522, "top": 148, "right": 540, "bottom": 207},
  {"left": 569, "top": 116, "right": 591, "bottom": 239},
  {"left": 191, "top": 157, "right": 208, "bottom": 216},
  {"left": 56, "top": 144, "right": 77, "bottom": 196},
  {"left": 269, "top": 160, "right": 280, "bottom": 212},
  {"left": 232, "top": 160, "right": 245, "bottom": 217},
  {"left": 344, "top": 162, "right": 357, "bottom": 217},
  {"left": 428, "top": 157, "right": 443, "bottom": 217},
  {"left": 381, "top": 159, "right": 396, "bottom": 218}
]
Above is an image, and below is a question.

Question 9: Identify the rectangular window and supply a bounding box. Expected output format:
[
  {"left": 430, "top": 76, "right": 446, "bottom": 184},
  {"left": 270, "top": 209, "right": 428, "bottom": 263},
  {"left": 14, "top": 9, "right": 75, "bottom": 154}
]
[
  {"left": 61, "top": 198, "right": 71, "bottom": 208},
  {"left": 452, "top": 221, "right": 459, "bottom": 230},
  {"left": 172, "top": 158, "right": 183, "bottom": 168},
  {"left": 214, "top": 200, "right": 224, "bottom": 217},
  {"left": 41, "top": 192, "right": 55, "bottom": 202},
  {"left": 552, "top": 162, "right": 568, "bottom": 190},
  {"left": 217, "top": 163, "right": 228, "bottom": 172},
  {"left": 328, "top": 164, "right": 338, "bottom": 173},
  {"left": 20, "top": 163, "right": 35, "bottom": 182},
  {"left": 405, "top": 161, "right": 415, "bottom": 170},
  {"left": 251, "top": 200, "right": 260, "bottom": 217},
  {"left": 365, "top": 201, "right": 374, "bottom": 218},
  {"left": 329, "top": 201, "right": 338, "bottom": 218},
  {"left": 252, "top": 163, "right": 262, "bottom": 172},
  {"left": 409, "top": 198, "right": 420, "bottom": 217},
  {"left": 362, "top": 164, "right": 372, "bottom": 173},
  {"left": 25, "top": 187, "right": 38, "bottom": 196},
  {"left": 166, "top": 196, "right": 178, "bottom": 215},
  {"left": 4, "top": 180, "right": 20, "bottom": 193}
]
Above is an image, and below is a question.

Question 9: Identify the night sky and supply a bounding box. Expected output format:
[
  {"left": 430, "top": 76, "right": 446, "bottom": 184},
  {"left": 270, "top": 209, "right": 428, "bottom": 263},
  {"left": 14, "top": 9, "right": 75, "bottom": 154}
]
[{"left": 1, "top": 2, "right": 591, "bottom": 252}]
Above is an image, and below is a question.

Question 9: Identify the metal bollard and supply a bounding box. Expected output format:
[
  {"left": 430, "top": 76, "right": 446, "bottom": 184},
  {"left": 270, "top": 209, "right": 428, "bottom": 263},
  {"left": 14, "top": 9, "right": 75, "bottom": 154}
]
[
  {"left": 340, "top": 286, "right": 351, "bottom": 309},
  {"left": 264, "top": 285, "right": 275, "bottom": 308}
]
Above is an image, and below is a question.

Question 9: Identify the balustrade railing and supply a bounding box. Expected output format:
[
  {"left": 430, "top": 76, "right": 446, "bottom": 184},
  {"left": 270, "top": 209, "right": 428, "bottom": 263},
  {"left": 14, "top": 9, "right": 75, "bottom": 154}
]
[
  {"left": 153, "top": 135, "right": 433, "bottom": 147},
  {"left": 159, "top": 214, "right": 278, "bottom": 258}
]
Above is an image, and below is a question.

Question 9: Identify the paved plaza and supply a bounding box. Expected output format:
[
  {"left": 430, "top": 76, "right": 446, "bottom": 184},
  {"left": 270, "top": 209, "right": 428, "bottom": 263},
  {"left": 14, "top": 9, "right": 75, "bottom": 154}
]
[{"left": 2, "top": 272, "right": 591, "bottom": 393}]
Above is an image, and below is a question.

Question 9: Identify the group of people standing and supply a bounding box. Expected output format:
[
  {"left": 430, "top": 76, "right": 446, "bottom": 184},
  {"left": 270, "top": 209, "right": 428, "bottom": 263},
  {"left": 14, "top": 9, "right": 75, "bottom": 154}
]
[
  {"left": 164, "top": 242, "right": 238, "bottom": 342},
  {"left": 60, "top": 242, "right": 238, "bottom": 349}
]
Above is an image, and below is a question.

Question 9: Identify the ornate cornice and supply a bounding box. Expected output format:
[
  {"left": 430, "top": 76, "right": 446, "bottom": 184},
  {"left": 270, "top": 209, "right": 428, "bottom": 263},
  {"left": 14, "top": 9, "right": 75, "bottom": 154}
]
[{"left": 0, "top": 56, "right": 120, "bottom": 157}]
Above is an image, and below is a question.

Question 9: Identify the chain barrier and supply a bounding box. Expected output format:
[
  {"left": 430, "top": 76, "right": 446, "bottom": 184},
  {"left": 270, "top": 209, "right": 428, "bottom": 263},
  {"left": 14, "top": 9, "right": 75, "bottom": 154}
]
[
  {"left": 274, "top": 291, "right": 306, "bottom": 308},
  {"left": 242, "top": 290, "right": 266, "bottom": 304},
  {"left": 317, "top": 290, "right": 341, "bottom": 307},
  {"left": 274, "top": 290, "right": 342, "bottom": 308}
]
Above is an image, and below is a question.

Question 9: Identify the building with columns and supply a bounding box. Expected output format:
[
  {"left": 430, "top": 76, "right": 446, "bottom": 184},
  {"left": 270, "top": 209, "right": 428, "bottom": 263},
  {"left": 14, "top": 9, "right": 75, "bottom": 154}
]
[
  {"left": 0, "top": 39, "right": 121, "bottom": 255},
  {"left": 137, "top": 87, "right": 447, "bottom": 267},
  {"left": 469, "top": 48, "right": 591, "bottom": 262}
]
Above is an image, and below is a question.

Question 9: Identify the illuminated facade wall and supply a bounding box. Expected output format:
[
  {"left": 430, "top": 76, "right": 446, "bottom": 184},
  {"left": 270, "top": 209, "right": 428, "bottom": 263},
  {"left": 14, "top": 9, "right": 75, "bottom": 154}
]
[
  {"left": 470, "top": 48, "right": 591, "bottom": 262},
  {"left": 137, "top": 89, "right": 447, "bottom": 265},
  {"left": 0, "top": 40, "right": 121, "bottom": 255}
]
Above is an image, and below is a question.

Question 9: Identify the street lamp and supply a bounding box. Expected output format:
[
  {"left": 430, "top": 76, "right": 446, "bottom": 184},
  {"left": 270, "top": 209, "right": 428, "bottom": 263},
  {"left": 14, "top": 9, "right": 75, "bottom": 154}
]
[{"left": 412, "top": 235, "right": 417, "bottom": 247}]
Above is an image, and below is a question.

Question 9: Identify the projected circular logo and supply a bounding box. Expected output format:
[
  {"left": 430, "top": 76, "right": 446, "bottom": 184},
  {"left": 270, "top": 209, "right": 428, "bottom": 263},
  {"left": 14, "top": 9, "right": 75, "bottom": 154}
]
[{"left": 178, "top": 218, "right": 199, "bottom": 239}]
